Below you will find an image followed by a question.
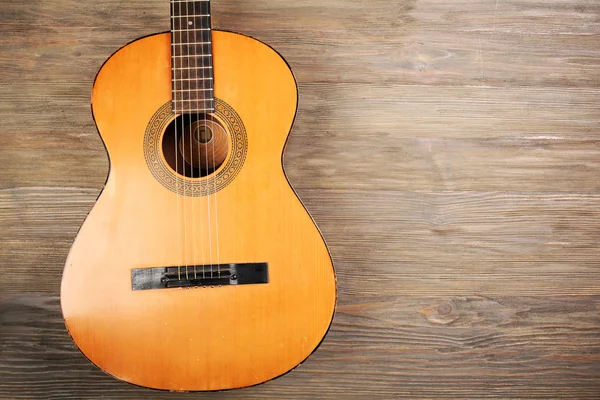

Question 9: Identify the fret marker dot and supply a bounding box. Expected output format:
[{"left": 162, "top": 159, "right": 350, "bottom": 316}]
[{"left": 188, "top": 21, "right": 193, "bottom": 26}]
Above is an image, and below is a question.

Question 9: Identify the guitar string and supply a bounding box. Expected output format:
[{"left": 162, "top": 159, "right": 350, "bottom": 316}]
[
  {"left": 192, "top": 0, "right": 205, "bottom": 281},
  {"left": 203, "top": 0, "right": 214, "bottom": 281},
  {"left": 187, "top": 0, "right": 198, "bottom": 282},
  {"left": 190, "top": 1, "right": 198, "bottom": 280},
  {"left": 208, "top": 0, "right": 221, "bottom": 280},
  {"left": 172, "top": 0, "right": 182, "bottom": 281},
  {"left": 180, "top": 0, "right": 190, "bottom": 281},
  {"left": 173, "top": 0, "right": 216, "bottom": 284},
  {"left": 204, "top": 0, "right": 220, "bottom": 279}
]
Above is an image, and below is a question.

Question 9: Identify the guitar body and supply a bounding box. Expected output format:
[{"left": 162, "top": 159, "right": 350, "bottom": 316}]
[{"left": 61, "top": 31, "right": 336, "bottom": 391}]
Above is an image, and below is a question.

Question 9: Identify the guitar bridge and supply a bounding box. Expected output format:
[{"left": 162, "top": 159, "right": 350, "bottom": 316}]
[{"left": 131, "top": 263, "right": 268, "bottom": 290}]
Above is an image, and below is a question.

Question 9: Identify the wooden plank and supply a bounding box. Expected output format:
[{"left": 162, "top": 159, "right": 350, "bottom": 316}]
[
  {"left": 1, "top": 294, "right": 599, "bottom": 399},
  {"left": 3, "top": 83, "right": 600, "bottom": 138},
  {"left": 216, "top": 0, "right": 600, "bottom": 88},
  {"left": 2, "top": 84, "right": 600, "bottom": 192},
  {"left": 2, "top": 1, "right": 598, "bottom": 87},
  {"left": 1, "top": 0, "right": 600, "bottom": 397},
  {"left": 2, "top": 187, "right": 600, "bottom": 296}
]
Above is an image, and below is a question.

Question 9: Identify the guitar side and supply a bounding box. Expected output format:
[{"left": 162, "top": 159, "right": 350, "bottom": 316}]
[{"left": 60, "top": 31, "right": 336, "bottom": 391}]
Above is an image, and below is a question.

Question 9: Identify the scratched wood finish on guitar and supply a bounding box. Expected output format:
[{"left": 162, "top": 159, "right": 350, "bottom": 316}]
[{"left": 2, "top": 0, "right": 600, "bottom": 398}]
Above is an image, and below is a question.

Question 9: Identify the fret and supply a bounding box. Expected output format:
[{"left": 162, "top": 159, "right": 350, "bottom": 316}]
[
  {"left": 171, "top": 27, "right": 212, "bottom": 36},
  {"left": 171, "top": 43, "right": 212, "bottom": 56},
  {"left": 173, "top": 58, "right": 213, "bottom": 69},
  {"left": 171, "top": 14, "right": 209, "bottom": 17},
  {"left": 172, "top": 51, "right": 212, "bottom": 59},
  {"left": 173, "top": 79, "right": 212, "bottom": 91},
  {"left": 173, "top": 97, "right": 214, "bottom": 103},
  {"left": 171, "top": 54, "right": 212, "bottom": 62},
  {"left": 171, "top": 44, "right": 212, "bottom": 52},
  {"left": 173, "top": 100, "right": 213, "bottom": 105},
  {"left": 173, "top": 68, "right": 213, "bottom": 80},
  {"left": 171, "top": 22, "right": 212, "bottom": 38},
  {"left": 172, "top": 66, "right": 213, "bottom": 70},
  {"left": 173, "top": 98, "right": 213, "bottom": 103},
  {"left": 172, "top": 90, "right": 214, "bottom": 102},
  {"left": 173, "top": 98, "right": 214, "bottom": 109},
  {"left": 172, "top": 28, "right": 210, "bottom": 32},
  {"left": 171, "top": 42, "right": 211, "bottom": 46},
  {"left": 173, "top": 104, "right": 214, "bottom": 114},
  {"left": 172, "top": 54, "right": 212, "bottom": 58},
  {"left": 171, "top": 44, "right": 213, "bottom": 56},
  {"left": 172, "top": 66, "right": 213, "bottom": 71},
  {"left": 173, "top": 88, "right": 213, "bottom": 92},
  {"left": 171, "top": 16, "right": 210, "bottom": 31},
  {"left": 171, "top": 1, "right": 210, "bottom": 16},
  {"left": 173, "top": 71, "right": 214, "bottom": 82},
  {"left": 172, "top": 19, "right": 210, "bottom": 31}
]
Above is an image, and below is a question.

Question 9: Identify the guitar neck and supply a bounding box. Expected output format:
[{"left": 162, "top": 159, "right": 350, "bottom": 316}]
[{"left": 171, "top": 0, "right": 214, "bottom": 114}]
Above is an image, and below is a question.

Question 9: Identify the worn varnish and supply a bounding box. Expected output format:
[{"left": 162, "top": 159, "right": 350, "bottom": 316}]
[{"left": 1, "top": 0, "right": 600, "bottom": 398}]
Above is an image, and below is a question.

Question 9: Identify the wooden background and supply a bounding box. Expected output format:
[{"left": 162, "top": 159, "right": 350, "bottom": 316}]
[{"left": 1, "top": 0, "right": 600, "bottom": 398}]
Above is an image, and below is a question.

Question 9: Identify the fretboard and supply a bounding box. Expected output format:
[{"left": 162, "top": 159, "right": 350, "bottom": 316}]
[{"left": 171, "top": 0, "right": 214, "bottom": 113}]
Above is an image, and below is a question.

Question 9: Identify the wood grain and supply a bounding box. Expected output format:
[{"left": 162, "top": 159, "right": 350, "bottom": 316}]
[
  {"left": 2, "top": 294, "right": 600, "bottom": 399},
  {"left": 1, "top": 0, "right": 600, "bottom": 397}
]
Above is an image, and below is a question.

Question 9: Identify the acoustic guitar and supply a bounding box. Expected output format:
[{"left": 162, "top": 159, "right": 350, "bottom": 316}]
[{"left": 60, "top": 0, "right": 336, "bottom": 391}]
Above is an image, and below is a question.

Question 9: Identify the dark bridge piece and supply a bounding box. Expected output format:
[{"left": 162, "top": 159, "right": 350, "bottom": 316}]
[{"left": 131, "top": 263, "right": 268, "bottom": 290}]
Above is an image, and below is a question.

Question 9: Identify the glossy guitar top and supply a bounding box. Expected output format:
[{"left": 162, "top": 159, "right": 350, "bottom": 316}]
[{"left": 60, "top": 31, "right": 336, "bottom": 391}]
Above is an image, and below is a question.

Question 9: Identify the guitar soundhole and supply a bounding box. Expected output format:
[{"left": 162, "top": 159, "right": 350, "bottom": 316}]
[
  {"left": 144, "top": 99, "right": 248, "bottom": 197},
  {"left": 162, "top": 114, "right": 229, "bottom": 178}
]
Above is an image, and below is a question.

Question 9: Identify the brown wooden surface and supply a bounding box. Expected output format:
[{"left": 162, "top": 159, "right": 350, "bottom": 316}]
[{"left": 1, "top": 0, "right": 599, "bottom": 398}]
